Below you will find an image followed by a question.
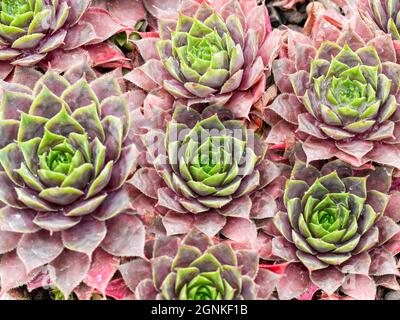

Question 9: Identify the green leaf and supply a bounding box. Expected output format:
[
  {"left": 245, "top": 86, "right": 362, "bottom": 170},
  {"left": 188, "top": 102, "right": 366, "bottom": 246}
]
[
  {"left": 0, "top": 142, "right": 23, "bottom": 185},
  {"left": 213, "top": 177, "right": 241, "bottom": 196},
  {"left": 45, "top": 107, "right": 84, "bottom": 136},
  {"left": 86, "top": 161, "right": 113, "bottom": 199},
  {"left": 326, "top": 58, "right": 348, "bottom": 78},
  {"left": 72, "top": 103, "right": 105, "bottom": 142},
  {"left": 319, "top": 104, "right": 342, "bottom": 126},
  {"left": 321, "top": 229, "right": 346, "bottom": 244},
  {"left": 309, "top": 222, "right": 329, "bottom": 238},
  {"left": 15, "top": 162, "right": 44, "bottom": 191},
  {"left": 11, "top": 32, "right": 45, "bottom": 49},
  {"left": 61, "top": 163, "right": 93, "bottom": 189},
  {"left": 17, "top": 113, "right": 47, "bottom": 142},
  {"left": 30, "top": 85, "right": 67, "bottom": 118},
  {"left": 175, "top": 267, "right": 199, "bottom": 293},
  {"left": 68, "top": 132, "right": 91, "bottom": 162},
  {"left": 18, "top": 137, "right": 40, "bottom": 173},
  {"left": 306, "top": 237, "right": 336, "bottom": 252},
  {"left": 189, "top": 18, "right": 213, "bottom": 37},
  {"left": 37, "top": 128, "right": 65, "bottom": 155},
  {"left": 189, "top": 253, "right": 222, "bottom": 271},
  {"left": 187, "top": 180, "right": 217, "bottom": 196},
  {"left": 91, "top": 137, "right": 106, "bottom": 177},
  {"left": 318, "top": 171, "right": 346, "bottom": 193},
  {"left": 37, "top": 169, "right": 66, "bottom": 187},
  {"left": 39, "top": 187, "right": 84, "bottom": 205},
  {"left": 344, "top": 120, "right": 376, "bottom": 133},
  {"left": 341, "top": 215, "right": 358, "bottom": 242}
]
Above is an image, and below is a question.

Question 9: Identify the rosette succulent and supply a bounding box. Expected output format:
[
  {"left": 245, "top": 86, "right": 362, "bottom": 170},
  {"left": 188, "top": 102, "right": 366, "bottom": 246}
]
[
  {"left": 128, "top": 104, "right": 281, "bottom": 245},
  {"left": 268, "top": 14, "right": 400, "bottom": 169},
  {"left": 0, "top": 62, "right": 144, "bottom": 299},
  {"left": 125, "top": 0, "right": 281, "bottom": 118},
  {"left": 0, "top": 0, "right": 130, "bottom": 78},
  {"left": 359, "top": 0, "right": 400, "bottom": 41},
  {"left": 118, "top": 229, "right": 279, "bottom": 300},
  {"left": 270, "top": 160, "right": 400, "bottom": 300}
]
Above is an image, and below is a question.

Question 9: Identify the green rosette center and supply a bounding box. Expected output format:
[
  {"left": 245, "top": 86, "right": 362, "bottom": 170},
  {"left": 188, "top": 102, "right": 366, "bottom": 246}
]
[{"left": 1, "top": 0, "right": 30, "bottom": 17}]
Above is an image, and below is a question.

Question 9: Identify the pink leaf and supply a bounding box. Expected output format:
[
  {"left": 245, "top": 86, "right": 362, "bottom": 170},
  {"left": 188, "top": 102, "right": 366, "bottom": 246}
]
[
  {"left": 48, "top": 250, "right": 91, "bottom": 299},
  {"left": 104, "top": 278, "right": 133, "bottom": 300},
  {"left": 341, "top": 274, "right": 376, "bottom": 300},
  {"left": 84, "top": 249, "right": 119, "bottom": 295},
  {"left": 0, "top": 252, "right": 30, "bottom": 293},
  {"left": 17, "top": 231, "right": 64, "bottom": 272},
  {"left": 276, "top": 263, "right": 310, "bottom": 300},
  {"left": 221, "top": 217, "right": 257, "bottom": 246},
  {"left": 101, "top": 214, "right": 145, "bottom": 257}
]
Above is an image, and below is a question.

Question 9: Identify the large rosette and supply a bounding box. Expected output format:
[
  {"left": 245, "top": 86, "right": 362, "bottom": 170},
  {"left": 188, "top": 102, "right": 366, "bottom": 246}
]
[
  {"left": 127, "top": 93, "right": 282, "bottom": 246},
  {"left": 0, "top": 62, "right": 143, "bottom": 299},
  {"left": 118, "top": 229, "right": 280, "bottom": 300},
  {"left": 263, "top": 159, "right": 400, "bottom": 300},
  {"left": 267, "top": 12, "right": 400, "bottom": 168},
  {"left": 125, "top": 0, "right": 285, "bottom": 118}
]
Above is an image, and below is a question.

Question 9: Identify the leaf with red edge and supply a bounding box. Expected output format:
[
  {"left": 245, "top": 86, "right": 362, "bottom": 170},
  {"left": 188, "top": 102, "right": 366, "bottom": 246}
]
[
  {"left": 92, "top": 0, "right": 146, "bottom": 28},
  {"left": 104, "top": 278, "right": 133, "bottom": 300},
  {"left": 87, "top": 42, "right": 131, "bottom": 68}
]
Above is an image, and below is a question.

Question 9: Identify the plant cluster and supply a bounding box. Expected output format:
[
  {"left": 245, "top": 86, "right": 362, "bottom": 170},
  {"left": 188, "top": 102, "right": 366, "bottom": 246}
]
[{"left": 0, "top": 0, "right": 399, "bottom": 301}]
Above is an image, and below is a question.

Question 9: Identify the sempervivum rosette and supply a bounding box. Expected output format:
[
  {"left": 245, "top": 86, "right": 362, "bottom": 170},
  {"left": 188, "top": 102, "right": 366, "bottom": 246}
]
[
  {"left": 267, "top": 160, "right": 400, "bottom": 300},
  {"left": 0, "top": 0, "right": 131, "bottom": 79},
  {"left": 128, "top": 102, "right": 282, "bottom": 246},
  {"left": 118, "top": 229, "right": 280, "bottom": 300},
  {"left": 0, "top": 62, "right": 144, "bottom": 299},
  {"left": 268, "top": 12, "right": 400, "bottom": 169},
  {"left": 125, "top": 0, "right": 284, "bottom": 118}
]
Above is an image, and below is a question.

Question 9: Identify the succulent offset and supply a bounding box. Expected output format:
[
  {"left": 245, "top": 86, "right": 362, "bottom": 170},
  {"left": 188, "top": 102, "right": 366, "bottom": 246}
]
[
  {"left": 118, "top": 229, "right": 279, "bottom": 300},
  {"left": 0, "top": 62, "right": 143, "bottom": 298},
  {"left": 271, "top": 160, "right": 400, "bottom": 299},
  {"left": 125, "top": 0, "right": 278, "bottom": 118},
  {"left": 268, "top": 13, "right": 400, "bottom": 169},
  {"left": 128, "top": 103, "right": 281, "bottom": 244}
]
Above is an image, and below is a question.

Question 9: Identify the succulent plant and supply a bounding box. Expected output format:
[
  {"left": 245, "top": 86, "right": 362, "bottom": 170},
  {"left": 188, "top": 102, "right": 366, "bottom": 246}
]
[
  {"left": 0, "top": 62, "right": 143, "bottom": 299},
  {"left": 359, "top": 0, "right": 400, "bottom": 41},
  {"left": 0, "top": 0, "right": 130, "bottom": 78},
  {"left": 269, "top": 160, "right": 400, "bottom": 300},
  {"left": 267, "top": 12, "right": 400, "bottom": 169},
  {"left": 128, "top": 103, "right": 281, "bottom": 245},
  {"left": 118, "top": 229, "right": 280, "bottom": 300},
  {"left": 125, "top": 0, "right": 283, "bottom": 118}
]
